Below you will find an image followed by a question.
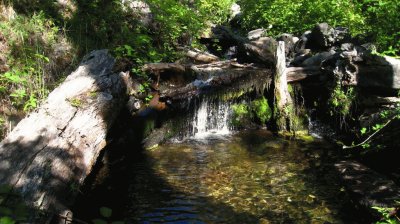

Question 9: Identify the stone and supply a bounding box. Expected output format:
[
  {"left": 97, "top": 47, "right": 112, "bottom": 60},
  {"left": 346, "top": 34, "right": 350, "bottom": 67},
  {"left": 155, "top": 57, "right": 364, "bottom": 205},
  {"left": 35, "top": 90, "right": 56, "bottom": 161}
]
[
  {"left": 307, "top": 23, "right": 350, "bottom": 50},
  {"left": 244, "top": 37, "right": 277, "bottom": 65},
  {"left": 301, "top": 51, "right": 336, "bottom": 67}
]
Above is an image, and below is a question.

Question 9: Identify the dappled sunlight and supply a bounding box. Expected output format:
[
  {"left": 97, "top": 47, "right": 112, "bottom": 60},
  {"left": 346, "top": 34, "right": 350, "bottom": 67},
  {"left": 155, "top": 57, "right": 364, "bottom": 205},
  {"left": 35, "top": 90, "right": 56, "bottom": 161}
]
[{"left": 127, "top": 130, "right": 349, "bottom": 223}]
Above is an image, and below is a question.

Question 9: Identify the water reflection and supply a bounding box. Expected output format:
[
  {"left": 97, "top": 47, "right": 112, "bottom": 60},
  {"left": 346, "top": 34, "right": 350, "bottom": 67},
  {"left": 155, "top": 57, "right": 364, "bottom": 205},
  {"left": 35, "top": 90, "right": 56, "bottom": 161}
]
[{"left": 126, "top": 130, "right": 349, "bottom": 223}]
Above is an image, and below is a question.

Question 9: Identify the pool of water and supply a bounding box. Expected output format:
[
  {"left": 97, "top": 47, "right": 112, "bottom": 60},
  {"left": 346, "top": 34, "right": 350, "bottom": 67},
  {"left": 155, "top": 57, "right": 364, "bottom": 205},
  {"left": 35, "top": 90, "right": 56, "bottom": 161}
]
[{"left": 117, "top": 130, "right": 352, "bottom": 224}]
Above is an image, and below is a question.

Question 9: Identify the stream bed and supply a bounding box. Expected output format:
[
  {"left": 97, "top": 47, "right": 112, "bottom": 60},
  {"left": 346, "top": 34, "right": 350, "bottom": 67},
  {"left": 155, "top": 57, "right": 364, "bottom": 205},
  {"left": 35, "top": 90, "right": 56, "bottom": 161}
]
[
  {"left": 128, "top": 131, "right": 351, "bottom": 223},
  {"left": 74, "top": 130, "right": 358, "bottom": 223}
]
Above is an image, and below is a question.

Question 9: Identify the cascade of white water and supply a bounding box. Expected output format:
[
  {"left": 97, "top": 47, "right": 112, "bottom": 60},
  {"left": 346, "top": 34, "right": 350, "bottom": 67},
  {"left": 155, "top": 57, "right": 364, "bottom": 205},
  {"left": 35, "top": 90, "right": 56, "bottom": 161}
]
[{"left": 191, "top": 98, "right": 231, "bottom": 138}]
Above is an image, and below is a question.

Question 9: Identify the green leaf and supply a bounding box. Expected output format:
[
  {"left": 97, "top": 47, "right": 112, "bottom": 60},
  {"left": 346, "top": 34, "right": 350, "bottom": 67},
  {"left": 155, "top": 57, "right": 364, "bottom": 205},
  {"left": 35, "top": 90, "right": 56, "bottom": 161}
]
[
  {"left": 92, "top": 219, "right": 107, "bottom": 224},
  {"left": 360, "top": 127, "right": 367, "bottom": 135},
  {"left": 99, "top": 207, "right": 112, "bottom": 218},
  {"left": 0, "top": 217, "right": 15, "bottom": 224}
]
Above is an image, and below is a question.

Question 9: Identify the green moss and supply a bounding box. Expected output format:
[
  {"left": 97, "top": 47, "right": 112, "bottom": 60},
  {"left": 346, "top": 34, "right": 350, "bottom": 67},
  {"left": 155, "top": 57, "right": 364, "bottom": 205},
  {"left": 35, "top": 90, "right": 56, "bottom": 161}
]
[
  {"left": 250, "top": 96, "right": 272, "bottom": 124},
  {"left": 231, "top": 103, "right": 250, "bottom": 127},
  {"left": 328, "top": 85, "right": 355, "bottom": 119}
]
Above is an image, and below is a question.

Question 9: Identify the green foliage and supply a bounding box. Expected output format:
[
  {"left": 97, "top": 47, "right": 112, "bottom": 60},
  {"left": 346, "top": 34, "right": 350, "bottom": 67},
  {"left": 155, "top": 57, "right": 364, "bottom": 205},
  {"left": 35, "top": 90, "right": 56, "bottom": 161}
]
[
  {"left": 328, "top": 85, "right": 355, "bottom": 121},
  {"left": 372, "top": 205, "right": 400, "bottom": 224},
  {"left": 231, "top": 103, "right": 250, "bottom": 127},
  {"left": 251, "top": 96, "right": 272, "bottom": 124},
  {"left": 231, "top": 97, "right": 272, "bottom": 127},
  {"left": 0, "top": 185, "right": 29, "bottom": 223},
  {"left": 238, "top": 0, "right": 399, "bottom": 54},
  {"left": 0, "top": 10, "right": 70, "bottom": 118}
]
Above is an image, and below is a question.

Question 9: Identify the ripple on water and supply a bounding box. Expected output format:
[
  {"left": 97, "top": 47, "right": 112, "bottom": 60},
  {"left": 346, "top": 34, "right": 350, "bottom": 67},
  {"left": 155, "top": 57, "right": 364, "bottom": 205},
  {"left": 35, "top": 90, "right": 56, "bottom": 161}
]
[{"left": 127, "top": 130, "right": 350, "bottom": 223}]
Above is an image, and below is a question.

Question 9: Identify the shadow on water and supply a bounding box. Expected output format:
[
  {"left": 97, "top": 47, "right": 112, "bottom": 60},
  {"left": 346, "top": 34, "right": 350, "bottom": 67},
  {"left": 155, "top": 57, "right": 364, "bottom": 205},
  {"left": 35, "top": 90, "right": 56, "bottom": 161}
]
[{"left": 73, "top": 127, "right": 365, "bottom": 224}]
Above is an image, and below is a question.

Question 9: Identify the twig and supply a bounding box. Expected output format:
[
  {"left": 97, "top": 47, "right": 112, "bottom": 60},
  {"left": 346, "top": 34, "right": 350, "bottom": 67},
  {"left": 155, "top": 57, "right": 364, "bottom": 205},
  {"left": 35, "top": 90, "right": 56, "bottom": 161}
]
[{"left": 343, "top": 115, "right": 397, "bottom": 149}]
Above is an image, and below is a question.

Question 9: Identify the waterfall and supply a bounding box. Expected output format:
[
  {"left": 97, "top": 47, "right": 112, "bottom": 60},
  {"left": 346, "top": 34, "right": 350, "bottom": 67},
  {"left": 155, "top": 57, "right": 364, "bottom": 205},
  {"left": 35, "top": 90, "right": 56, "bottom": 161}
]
[{"left": 191, "top": 97, "right": 231, "bottom": 138}]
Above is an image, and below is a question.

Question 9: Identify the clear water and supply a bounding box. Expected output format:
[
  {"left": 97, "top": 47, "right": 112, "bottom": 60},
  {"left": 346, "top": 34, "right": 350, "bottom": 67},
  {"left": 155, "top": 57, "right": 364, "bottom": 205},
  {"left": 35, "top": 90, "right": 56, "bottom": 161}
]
[{"left": 124, "top": 130, "right": 350, "bottom": 224}]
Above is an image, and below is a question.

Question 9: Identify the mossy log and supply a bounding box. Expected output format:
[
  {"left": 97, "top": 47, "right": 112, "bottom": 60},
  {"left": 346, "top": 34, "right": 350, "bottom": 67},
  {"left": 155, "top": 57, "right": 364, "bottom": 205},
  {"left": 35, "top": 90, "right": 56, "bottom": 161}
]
[
  {"left": 154, "top": 60, "right": 318, "bottom": 101},
  {"left": 0, "top": 50, "right": 127, "bottom": 221}
]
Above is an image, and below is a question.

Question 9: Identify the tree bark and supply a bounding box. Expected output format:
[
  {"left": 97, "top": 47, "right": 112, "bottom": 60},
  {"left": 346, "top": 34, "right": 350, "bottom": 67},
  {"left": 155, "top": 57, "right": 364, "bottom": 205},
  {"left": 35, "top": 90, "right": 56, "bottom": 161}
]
[
  {"left": 273, "top": 41, "right": 293, "bottom": 131},
  {"left": 184, "top": 49, "right": 219, "bottom": 63},
  {"left": 0, "top": 50, "right": 127, "bottom": 220}
]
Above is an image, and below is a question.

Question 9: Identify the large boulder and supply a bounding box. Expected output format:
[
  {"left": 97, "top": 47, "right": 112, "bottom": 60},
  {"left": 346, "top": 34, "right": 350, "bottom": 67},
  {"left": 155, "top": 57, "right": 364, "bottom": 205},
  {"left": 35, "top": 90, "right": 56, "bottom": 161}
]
[{"left": 244, "top": 37, "right": 277, "bottom": 65}]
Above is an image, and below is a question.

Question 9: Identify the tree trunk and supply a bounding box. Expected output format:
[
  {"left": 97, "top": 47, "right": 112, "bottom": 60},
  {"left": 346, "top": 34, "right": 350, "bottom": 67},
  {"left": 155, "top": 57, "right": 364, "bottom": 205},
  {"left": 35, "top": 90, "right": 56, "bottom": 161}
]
[
  {"left": 273, "top": 41, "right": 293, "bottom": 131},
  {"left": 0, "top": 50, "right": 127, "bottom": 221}
]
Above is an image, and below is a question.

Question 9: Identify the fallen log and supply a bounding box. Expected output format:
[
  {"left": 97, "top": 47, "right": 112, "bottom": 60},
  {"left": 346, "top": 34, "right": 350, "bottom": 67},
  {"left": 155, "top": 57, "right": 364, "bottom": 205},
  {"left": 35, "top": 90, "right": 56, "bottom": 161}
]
[
  {"left": 157, "top": 61, "right": 320, "bottom": 101},
  {"left": 142, "top": 63, "right": 187, "bottom": 73},
  {"left": 286, "top": 66, "right": 322, "bottom": 82},
  {"left": 184, "top": 49, "right": 219, "bottom": 63},
  {"left": 0, "top": 50, "right": 127, "bottom": 221}
]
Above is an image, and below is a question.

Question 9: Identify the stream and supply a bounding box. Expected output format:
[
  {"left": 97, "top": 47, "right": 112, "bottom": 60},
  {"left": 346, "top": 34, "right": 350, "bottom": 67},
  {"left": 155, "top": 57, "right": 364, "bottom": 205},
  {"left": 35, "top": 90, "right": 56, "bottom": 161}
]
[
  {"left": 74, "top": 129, "right": 358, "bottom": 223},
  {"left": 71, "top": 96, "right": 362, "bottom": 224}
]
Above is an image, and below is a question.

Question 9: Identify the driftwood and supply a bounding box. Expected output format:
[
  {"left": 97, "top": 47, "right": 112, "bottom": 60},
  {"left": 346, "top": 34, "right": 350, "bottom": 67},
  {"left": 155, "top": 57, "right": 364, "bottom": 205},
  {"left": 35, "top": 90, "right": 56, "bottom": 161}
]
[
  {"left": 286, "top": 66, "right": 321, "bottom": 82},
  {"left": 184, "top": 49, "right": 219, "bottom": 63},
  {"left": 142, "top": 63, "right": 187, "bottom": 74},
  {"left": 0, "top": 50, "right": 127, "bottom": 220}
]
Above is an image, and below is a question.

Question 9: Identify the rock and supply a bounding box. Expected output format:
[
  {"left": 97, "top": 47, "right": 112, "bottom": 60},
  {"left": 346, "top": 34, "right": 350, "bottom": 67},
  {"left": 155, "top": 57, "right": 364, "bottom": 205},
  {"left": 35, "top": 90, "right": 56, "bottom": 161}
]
[
  {"left": 294, "top": 30, "right": 312, "bottom": 52},
  {"left": 122, "top": 0, "right": 152, "bottom": 26},
  {"left": 247, "top": 28, "right": 266, "bottom": 40},
  {"left": 301, "top": 51, "right": 336, "bottom": 67},
  {"left": 308, "top": 23, "right": 350, "bottom": 50},
  {"left": 324, "top": 48, "right": 400, "bottom": 91},
  {"left": 244, "top": 37, "right": 277, "bottom": 65},
  {"left": 357, "top": 55, "right": 400, "bottom": 90},
  {"left": 277, "top": 33, "right": 298, "bottom": 56},
  {"left": 127, "top": 96, "right": 142, "bottom": 114},
  {"left": 290, "top": 50, "right": 312, "bottom": 66}
]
